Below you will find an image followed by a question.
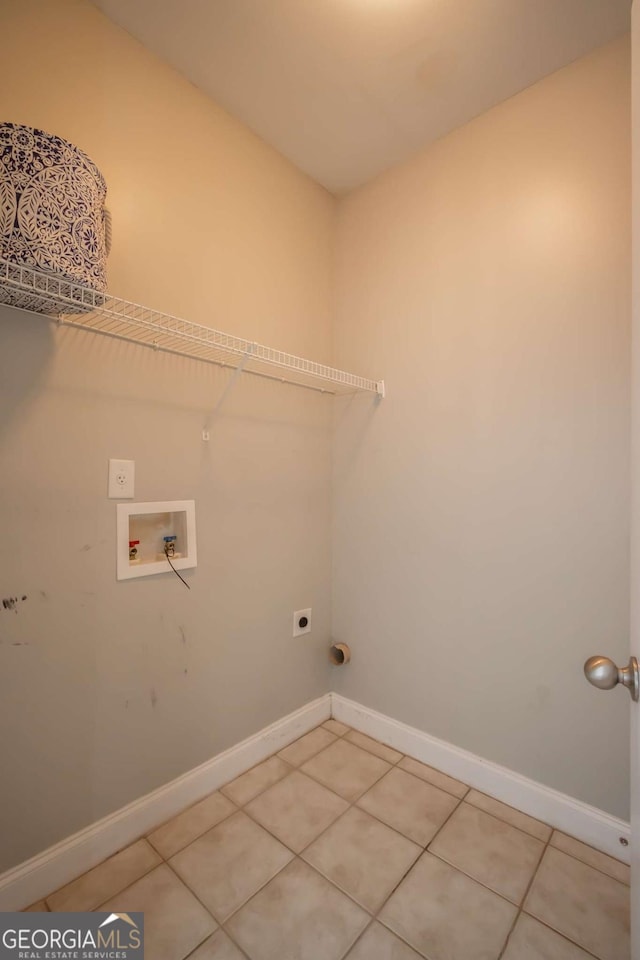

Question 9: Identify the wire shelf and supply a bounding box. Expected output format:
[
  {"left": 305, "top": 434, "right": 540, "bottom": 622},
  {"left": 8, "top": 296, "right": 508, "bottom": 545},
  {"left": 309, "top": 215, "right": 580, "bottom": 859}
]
[{"left": 0, "top": 259, "right": 384, "bottom": 397}]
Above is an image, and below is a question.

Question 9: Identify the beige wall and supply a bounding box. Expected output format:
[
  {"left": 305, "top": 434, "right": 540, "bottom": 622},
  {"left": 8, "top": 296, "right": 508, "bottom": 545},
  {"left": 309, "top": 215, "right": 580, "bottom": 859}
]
[
  {"left": 333, "top": 37, "right": 631, "bottom": 819},
  {"left": 0, "top": 0, "right": 335, "bottom": 870}
]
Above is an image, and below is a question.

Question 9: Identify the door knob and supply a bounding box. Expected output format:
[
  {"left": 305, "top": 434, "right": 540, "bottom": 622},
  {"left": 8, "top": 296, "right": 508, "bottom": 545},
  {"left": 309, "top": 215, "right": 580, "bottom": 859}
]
[{"left": 584, "top": 655, "right": 639, "bottom": 702}]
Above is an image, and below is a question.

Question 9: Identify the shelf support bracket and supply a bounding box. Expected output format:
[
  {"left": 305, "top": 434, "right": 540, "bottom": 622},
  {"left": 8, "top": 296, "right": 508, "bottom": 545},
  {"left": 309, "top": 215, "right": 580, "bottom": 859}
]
[{"left": 202, "top": 342, "right": 258, "bottom": 439}]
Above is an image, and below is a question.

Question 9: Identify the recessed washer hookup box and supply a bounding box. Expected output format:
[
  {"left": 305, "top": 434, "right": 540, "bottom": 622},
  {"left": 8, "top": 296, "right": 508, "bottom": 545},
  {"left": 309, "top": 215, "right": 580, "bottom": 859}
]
[{"left": 116, "top": 500, "right": 197, "bottom": 581}]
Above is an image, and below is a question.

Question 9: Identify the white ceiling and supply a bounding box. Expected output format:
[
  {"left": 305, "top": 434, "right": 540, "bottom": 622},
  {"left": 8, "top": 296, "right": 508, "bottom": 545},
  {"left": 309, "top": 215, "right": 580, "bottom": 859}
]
[{"left": 95, "top": 0, "right": 630, "bottom": 195}]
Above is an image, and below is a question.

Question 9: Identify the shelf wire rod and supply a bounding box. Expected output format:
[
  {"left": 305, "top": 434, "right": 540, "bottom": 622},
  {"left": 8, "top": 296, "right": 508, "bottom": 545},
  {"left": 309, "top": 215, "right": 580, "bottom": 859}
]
[
  {"left": 60, "top": 318, "right": 341, "bottom": 393},
  {"left": 0, "top": 258, "right": 381, "bottom": 395},
  {"left": 202, "top": 342, "right": 258, "bottom": 435},
  {"left": 2, "top": 297, "right": 351, "bottom": 394}
]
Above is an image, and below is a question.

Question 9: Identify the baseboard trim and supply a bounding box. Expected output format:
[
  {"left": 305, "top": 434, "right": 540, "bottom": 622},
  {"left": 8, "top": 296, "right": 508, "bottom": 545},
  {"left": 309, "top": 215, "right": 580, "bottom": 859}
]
[
  {"left": 0, "top": 694, "right": 331, "bottom": 912},
  {"left": 2, "top": 689, "right": 628, "bottom": 910},
  {"left": 331, "top": 693, "right": 630, "bottom": 864}
]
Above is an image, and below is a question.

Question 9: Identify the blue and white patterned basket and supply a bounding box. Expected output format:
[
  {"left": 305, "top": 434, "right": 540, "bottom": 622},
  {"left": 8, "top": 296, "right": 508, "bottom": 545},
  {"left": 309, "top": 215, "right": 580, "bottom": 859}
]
[{"left": 0, "top": 122, "right": 109, "bottom": 312}]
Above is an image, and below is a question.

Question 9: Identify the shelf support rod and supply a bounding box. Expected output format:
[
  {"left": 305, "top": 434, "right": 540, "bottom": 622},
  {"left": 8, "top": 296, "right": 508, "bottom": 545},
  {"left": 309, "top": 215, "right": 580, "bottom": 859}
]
[{"left": 202, "top": 341, "right": 257, "bottom": 440}]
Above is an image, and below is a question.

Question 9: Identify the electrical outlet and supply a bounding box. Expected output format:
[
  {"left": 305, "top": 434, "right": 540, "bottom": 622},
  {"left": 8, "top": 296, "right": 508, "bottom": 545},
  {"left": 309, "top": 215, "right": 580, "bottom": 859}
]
[
  {"left": 108, "top": 459, "right": 135, "bottom": 499},
  {"left": 293, "top": 608, "right": 312, "bottom": 637}
]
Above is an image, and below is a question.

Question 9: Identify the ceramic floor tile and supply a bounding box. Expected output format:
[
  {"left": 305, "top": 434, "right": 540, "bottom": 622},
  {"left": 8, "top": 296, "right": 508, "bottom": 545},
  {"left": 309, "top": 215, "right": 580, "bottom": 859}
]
[
  {"left": 358, "top": 767, "right": 458, "bottom": 846},
  {"left": 550, "top": 831, "right": 630, "bottom": 885},
  {"left": 379, "top": 851, "right": 517, "bottom": 960},
  {"left": 502, "top": 914, "right": 595, "bottom": 960},
  {"left": 187, "top": 929, "right": 247, "bottom": 959},
  {"left": 226, "top": 858, "right": 369, "bottom": 960},
  {"left": 148, "top": 791, "right": 237, "bottom": 859},
  {"left": 277, "top": 727, "right": 336, "bottom": 766},
  {"left": 169, "top": 810, "right": 293, "bottom": 922},
  {"left": 397, "top": 757, "right": 468, "bottom": 799},
  {"left": 220, "top": 756, "right": 292, "bottom": 807},
  {"left": 100, "top": 863, "right": 216, "bottom": 960},
  {"left": 23, "top": 900, "right": 48, "bottom": 912},
  {"left": 47, "top": 839, "right": 161, "bottom": 912},
  {"left": 345, "top": 922, "right": 423, "bottom": 960},
  {"left": 323, "top": 719, "right": 350, "bottom": 736},
  {"left": 429, "top": 802, "right": 544, "bottom": 903},
  {"left": 245, "top": 770, "right": 348, "bottom": 853},
  {"left": 465, "top": 790, "right": 551, "bottom": 842},
  {"left": 302, "top": 806, "right": 421, "bottom": 912},
  {"left": 301, "top": 738, "right": 391, "bottom": 801},
  {"left": 524, "top": 847, "right": 630, "bottom": 960},
  {"left": 345, "top": 730, "right": 403, "bottom": 764}
]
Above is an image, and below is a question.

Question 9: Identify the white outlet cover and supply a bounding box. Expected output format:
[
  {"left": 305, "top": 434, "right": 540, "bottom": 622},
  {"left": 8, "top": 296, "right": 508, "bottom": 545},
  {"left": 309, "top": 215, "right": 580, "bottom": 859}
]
[
  {"left": 293, "top": 608, "right": 312, "bottom": 637},
  {"left": 108, "top": 459, "right": 135, "bottom": 499}
]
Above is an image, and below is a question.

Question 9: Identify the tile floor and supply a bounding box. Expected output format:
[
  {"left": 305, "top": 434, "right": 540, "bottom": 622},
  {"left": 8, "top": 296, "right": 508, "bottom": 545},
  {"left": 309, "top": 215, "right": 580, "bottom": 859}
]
[{"left": 30, "top": 720, "right": 631, "bottom": 960}]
